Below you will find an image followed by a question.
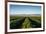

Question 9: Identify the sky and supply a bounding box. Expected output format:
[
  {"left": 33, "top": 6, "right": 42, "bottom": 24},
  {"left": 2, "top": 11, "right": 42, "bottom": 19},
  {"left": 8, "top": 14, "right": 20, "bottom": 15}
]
[{"left": 10, "top": 4, "right": 41, "bottom": 15}]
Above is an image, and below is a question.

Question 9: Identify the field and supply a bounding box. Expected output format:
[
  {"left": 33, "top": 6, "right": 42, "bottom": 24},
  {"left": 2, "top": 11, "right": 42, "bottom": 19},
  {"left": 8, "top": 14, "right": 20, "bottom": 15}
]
[{"left": 10, "top": 15, "right": 41, "bottom": 29}]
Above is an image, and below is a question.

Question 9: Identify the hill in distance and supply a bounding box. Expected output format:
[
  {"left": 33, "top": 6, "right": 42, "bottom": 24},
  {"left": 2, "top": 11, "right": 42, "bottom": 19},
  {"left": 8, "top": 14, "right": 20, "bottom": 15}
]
[{"left": 10, "top": 14, "right": 41, "bottom": 17}]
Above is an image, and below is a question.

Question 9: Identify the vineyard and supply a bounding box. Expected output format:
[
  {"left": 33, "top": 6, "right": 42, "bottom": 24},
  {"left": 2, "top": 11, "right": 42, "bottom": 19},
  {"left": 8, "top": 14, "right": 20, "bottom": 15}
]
[{"left": 10, "top": 16, "right": 41, "bottom": 29}]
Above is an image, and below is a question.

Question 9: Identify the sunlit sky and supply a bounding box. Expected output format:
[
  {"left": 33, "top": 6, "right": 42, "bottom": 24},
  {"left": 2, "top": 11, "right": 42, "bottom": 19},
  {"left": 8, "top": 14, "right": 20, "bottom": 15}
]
[{"left": 10, "top": 4, "right": 41, "bottom": 15}]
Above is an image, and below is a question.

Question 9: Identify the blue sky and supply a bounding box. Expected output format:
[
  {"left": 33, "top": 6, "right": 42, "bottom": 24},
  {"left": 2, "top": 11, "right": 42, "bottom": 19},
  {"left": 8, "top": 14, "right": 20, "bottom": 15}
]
[{"left": 10, "top": 4, "right": 41, "bottom": 15}]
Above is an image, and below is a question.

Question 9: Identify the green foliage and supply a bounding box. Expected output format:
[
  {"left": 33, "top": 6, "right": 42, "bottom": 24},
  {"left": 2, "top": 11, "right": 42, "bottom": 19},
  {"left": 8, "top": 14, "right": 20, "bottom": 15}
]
[
  {"left": 10, "top": 20, "right": 16, "bottom": 29},
  {"left": 10, "top": 16, "right": 41, "bottom": 29},
  {"left": 22, "top": 17, "right": 32, "bottom": 28},
  {"left": 29, "top": 17, "right": 41, "bottom": 28},
  {"left": 30, "top": 16, "right": 41, "bottom": 21},
  {"left": 10, "top": 16, "right": 23, "bottom": 21}
]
